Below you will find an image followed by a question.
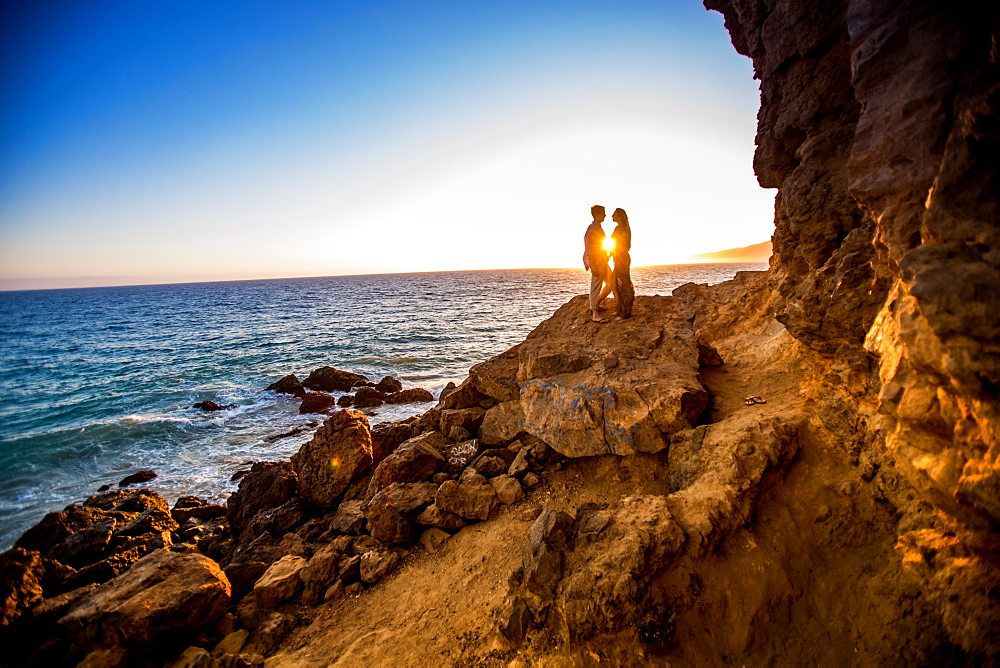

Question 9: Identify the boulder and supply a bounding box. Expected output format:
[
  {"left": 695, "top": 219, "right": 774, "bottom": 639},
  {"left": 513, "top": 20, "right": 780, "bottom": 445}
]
[
  {"left": 491, "top": 475, "right": 525, "bottom": 505},
  {"left": 359, "top": 550, "right": 399, "bottom": 583},
  {"left": 291, "top": 410, "right": 372, "bottom": 510},
  {"left": 266, "top": 374, "right": 306, "bottom": 398},
  {"left": 328, "top": 500, "right": 368, "bottom": 534},
  {"left": 437, "top": 378, "right": 489, "bottom": 410},
  {"left": 479, "top": 401, "right": 526, "bottom": 446},
  {"left": 415, "top": 504, "right": 468, "bottom": 530},
  {"left": 299, "top": 392, "right": 335, "bottom": 414},
  {"left": 58, "top": 550, "right": 231, "bottom": 653},
  {"left": 226, "top": 462, "right": 298, "bottom": 537},
  {"left": 371, "top": 420, "right": 416, "bottom": 467},
  {"left": 353, "top": 386, "right": 386, "bottom": 408},
  {"left": 117, "top": 470, "right": 157, "bottom": 487},
  {"left": 369, "top": 431, "right": 449, "bottom": 495},
  {"left": 384, "top": 388, "right": 434, "bottom": 404},
  {"left": 171, "top": 503, "right": 226, "bottom": 526},
  {"left": 435, "top": 480, "right": 498, "bottom": 521},
  {"left": 192, "top": 401, "right": 237, "bottom": 412},
  {"left": 337, "top": 394, "right": 354, "bottom": 407},
  {"left": 471, "top": 454, "right": 506, "bottom": 478},
  {"left": 439, "top": 407, "right": 486, "bottom": 437},
  {"left": 442, "top": 440, "right": 482, "bottom": 474},
  {"left": 251, "top": 555, "right": 306, "bottom": 607},
  {"left": 303, "top": 366, "right": 369, "bottom": 392},
  {"left": 364, "top": 482, "right": 438, "bottom": 544},
  {"left": 300, "top": 542, "right": 346, "bottom": 606},
  {"left": 438, "top": 382, "right": 458, "bottom": 403},
  {"left": 375, "top": 376, "right": 404, "bottom": 394},
  {"left": 508, "top": 448, "right": 530, "bottom": 477},
  {"left": 469, "top": 345, "right": 521, "bottom": 402}
]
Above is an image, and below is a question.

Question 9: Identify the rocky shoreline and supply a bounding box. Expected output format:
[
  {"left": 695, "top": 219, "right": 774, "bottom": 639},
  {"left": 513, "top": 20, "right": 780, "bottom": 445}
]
[{"left": 2, "top": 0, "right": 999, "bottom": 664}]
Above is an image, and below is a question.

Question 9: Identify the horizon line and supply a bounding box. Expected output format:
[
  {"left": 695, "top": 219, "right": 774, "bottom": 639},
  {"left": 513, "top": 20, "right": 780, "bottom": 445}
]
[{"left": 0, "top": 260, "right": 771, "bottom": 294}]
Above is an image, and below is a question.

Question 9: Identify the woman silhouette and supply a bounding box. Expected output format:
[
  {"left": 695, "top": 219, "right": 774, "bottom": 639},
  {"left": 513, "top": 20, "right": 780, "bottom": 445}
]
[{"left": 611, "top": 208, "right": 634, "bottom": 320}]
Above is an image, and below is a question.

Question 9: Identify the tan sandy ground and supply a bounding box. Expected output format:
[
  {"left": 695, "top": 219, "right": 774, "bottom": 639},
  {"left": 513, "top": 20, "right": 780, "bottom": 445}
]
[{"left": 264, "top": 319, "right": 826, "bottom": 667}]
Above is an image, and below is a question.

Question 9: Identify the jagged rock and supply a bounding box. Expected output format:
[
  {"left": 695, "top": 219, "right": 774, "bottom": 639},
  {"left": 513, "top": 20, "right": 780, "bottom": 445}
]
[
  {"left": 0, "top": 547, "right": 44, "bottom": 625},
  {"left": 438, "top": 382, "right": 458, "bottom": 403},
  {"left": 171, "top": 503, "right": 227, "bottom": 525},
  {"left": 114, "top": 506, "right": 178, "bottom": 538},
  {"left": 442, "top": 440, "right": 482, "bottom": 474},
  {"left": 471, "top": 454, "right": 506, "bottom": 478},
  {"left": 490, "top": 475, "right": 525, "bottom": 505},
  {"left": 224, "top": 561, "right": 269, "bottom": 602},
  {"left": 328, "top": 500, "right": 368, "bottom": 534},
  {"left": 479, "top": 401, "right": 526, "bottom": 446},
  {"left": 371, "top": 420, "right": 417, "bottom": 467},
  {"left": 227, "top": 462, "right": 298, "bottom": 537},
  {"left": 447, "top": 426, "right": 472, "bottom": 442},
  {"left": 337, "top": 394, "right": 354, "bottom": 407},
  {"left": 384, "top": 388, "right": 434, "bottom": 404},
  {"left": 240, "top": 500, "right": 303, "bottom": 542},
  {"left": 439, "top": 407, "right": 486, "bottom": 438},
  {"left": 353, "top": 386, "right": 386, "bottom": 408},
  {"left": 251, "top": 555, "right": 306, "bottom": 608},
  {"left": 359, "top": 549, "right": 399, "bottom": 583},
  {"left": 519, "top": 509, "right": 576, "bottom": 615},
  {"left": 299, "top": 392, "right": 335, "bottom": 414},
  {"left": 266, "top": 374, "right": 306, "bottom": 398},
  {"left": 291, "top": 410, "right": 372, "bottom": 510},
  {"left": 369, "top": 431, "right": 448, "bottom": 495},
  {"left": 437, "top": 378, "right": 489, "bottom": 410},
  {"left": 435, "top": 480, "right": 498, "bottom": 521},
  {"left": 58, "top": 550, "right": 230, "bottom": 655},
  {"left": 508, "top": 448, "right": 530, "bottom": 477},
  {"left": 303, "top": 366, "right": 369, "bottom": 393},
  {"left": 522, "top": 472, "right": 541, "bottom": 489},
  {"left": 469, "top": 345, "right": 521, "bottom": 402},
  {"left": 697, "top": 341, "right": 724, "bottom": 366},
  {"left": 16, "top": 505, "right": 122, "bottom": 556},
  {"left": 364, "top": 482, "right": 438, "bottom": 544},
  {"left": 299, "top": 541, "right": 348, "bottom": 606},
  {"left": 414, "top": 504, "right": 468, "bottom": 530},
  {"left": 117, "top": 470, "right": 157, "bottom": 487},
  {"left": 338, "top": 555, "right": 361, "bottom": 584},
  {"left": 375, "top": 376, "right": 404, "bottom": 394}
]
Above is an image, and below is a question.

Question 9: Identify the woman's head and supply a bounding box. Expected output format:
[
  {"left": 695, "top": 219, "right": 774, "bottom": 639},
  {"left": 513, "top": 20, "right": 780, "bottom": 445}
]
[{"left": 613, "top": 208, "right": 629, "bottom": 225}]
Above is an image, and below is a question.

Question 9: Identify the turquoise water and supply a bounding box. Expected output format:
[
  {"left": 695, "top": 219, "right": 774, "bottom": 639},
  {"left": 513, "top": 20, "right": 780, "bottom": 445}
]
[{"left": 0, "top": 264, "right": 765, "bottom": 548}]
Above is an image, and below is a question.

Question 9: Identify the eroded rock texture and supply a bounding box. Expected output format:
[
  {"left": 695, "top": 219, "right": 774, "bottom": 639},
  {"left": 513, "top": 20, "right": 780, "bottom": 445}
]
[{"left": 705, "top": 0, "right": 1000, "bottom": 656}]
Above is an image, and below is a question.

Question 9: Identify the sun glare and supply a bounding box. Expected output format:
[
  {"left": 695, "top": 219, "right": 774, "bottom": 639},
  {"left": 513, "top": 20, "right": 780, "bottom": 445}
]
[{"left": 603, "top": 237, "right": 615, "bottom": 252}]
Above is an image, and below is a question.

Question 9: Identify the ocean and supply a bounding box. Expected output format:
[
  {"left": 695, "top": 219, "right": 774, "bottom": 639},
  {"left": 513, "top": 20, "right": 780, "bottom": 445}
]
[{"left": 0, "top": 263, "right": 765, "bottom": 548}]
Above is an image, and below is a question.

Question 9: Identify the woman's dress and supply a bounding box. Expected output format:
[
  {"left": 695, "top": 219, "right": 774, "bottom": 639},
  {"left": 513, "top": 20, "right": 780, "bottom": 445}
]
[{"left": 612, "top": 225, "right": 634, "bottom": 319}]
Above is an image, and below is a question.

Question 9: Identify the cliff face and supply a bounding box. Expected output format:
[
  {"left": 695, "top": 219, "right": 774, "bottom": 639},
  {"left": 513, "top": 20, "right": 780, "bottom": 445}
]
[{"left": 706, "top": 0, "right": 1000, "bottom": 654}]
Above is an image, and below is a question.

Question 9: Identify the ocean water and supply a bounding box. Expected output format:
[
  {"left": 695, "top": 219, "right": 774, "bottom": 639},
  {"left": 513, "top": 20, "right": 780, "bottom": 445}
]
[{"left": 0, "top": 263, "right": 765, "bottom": 548}]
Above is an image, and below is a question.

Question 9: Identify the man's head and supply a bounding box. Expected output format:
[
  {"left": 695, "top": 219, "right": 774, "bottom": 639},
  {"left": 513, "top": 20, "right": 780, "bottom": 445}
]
[{"left": 591, "top": 204, "right": 606, "bottom": 222}]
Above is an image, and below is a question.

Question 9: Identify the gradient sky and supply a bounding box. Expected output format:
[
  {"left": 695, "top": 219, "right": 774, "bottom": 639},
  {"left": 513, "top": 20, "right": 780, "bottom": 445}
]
[{"left": 0, "top": 0, "right": 774, "bottom": 290}]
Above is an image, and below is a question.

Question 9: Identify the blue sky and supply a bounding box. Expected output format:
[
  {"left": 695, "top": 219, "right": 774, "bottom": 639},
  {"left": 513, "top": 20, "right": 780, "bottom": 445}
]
[{"left": 0, "top": 0, "right": 773, "bottom": 289}]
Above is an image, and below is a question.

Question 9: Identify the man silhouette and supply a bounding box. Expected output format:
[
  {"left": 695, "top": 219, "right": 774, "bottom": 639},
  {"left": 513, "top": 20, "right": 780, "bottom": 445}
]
[{"left": 583, "top": 205, "right": 613, "bottom": 322}]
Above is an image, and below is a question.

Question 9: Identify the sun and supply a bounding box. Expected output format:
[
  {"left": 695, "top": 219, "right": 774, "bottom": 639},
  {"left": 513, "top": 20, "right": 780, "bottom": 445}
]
[{"left": 603, "top": 236, "right": 616, "bottom": 252}]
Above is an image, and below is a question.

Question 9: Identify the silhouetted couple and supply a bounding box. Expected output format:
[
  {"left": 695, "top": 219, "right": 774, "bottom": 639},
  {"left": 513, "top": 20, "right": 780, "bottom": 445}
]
[{"left": 583, "top": 204, "right": 634, "bottom": 323}]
